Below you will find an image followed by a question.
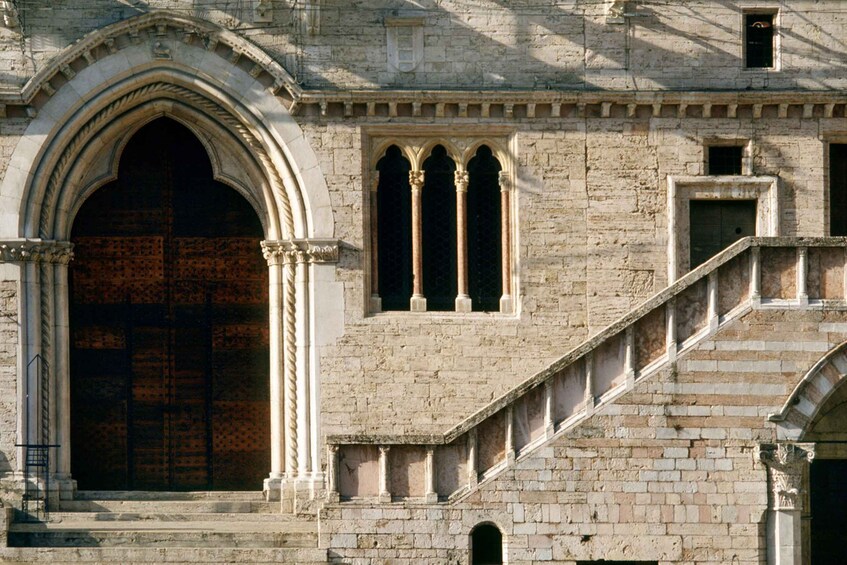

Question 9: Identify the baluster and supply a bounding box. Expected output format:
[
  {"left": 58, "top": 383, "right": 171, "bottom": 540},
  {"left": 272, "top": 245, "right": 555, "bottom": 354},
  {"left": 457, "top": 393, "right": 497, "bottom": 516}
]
[
  {"left": 584, "top": 352, "right": 595, "bottom": 413},
  {"left": 666, "top": 298, "right": 677, "bottom": 362},
  {"left": 425, "top": 446, "right": 438, "bottom": 503},
  {"left": 750, "top": 246, "right": 761, "bottom": 306},
  {"left": 467, "top": 429, "right": 478, "bottom": 488},
  {"left": 625, "top": 326, "right": 635, "bottom": 387},
  {"left": 797, "top": 247, "right": 808, "bottom": 305},
  {"left": 505, "top": 406, "right": 515, "bottom": 463},
  {"left": 378, "top": 446, "right": 391, "bottom": 503},
  {"left": 326, "top": 445, "right": 339, "bottom": 502},
  {"left": 708, "top": 271, "right": 719, "bottom": 332},
  {"left": 544, "top": 379, "right": 555, "bottom": 438}
]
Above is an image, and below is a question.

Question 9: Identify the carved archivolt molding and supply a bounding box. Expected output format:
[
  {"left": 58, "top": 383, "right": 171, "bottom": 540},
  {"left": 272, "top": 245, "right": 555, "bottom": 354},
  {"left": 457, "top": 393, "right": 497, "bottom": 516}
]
[
  {"left": 759, "top": 443, "right": 815, "bottom": 511},
  {"left": 261, "top": 239, "right": 340, "bottom": 265},
  {"left": 769, "top": 340, "right": 847, "bottom": 441},
  {"left": 2, "top": 10, "right": 300, "bottom": 107},
  {"left": 0, "top": 240, "right": 74, "bottom": 264},
  {"left": 0, "top": 0, "right": 19, "bottom": 29},
  {"left": 38, "top": 81, "right": 296, "bottom": 241}
]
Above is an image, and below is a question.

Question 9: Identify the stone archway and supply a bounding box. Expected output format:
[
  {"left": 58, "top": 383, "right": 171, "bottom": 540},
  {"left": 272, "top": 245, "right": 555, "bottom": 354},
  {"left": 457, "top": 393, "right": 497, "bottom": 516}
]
[
  {"left": 767, "top": 340, "right": 847, "bottom": 565},
  {"left": 0, "top": 11, "right": 343, "bottom": 505}
]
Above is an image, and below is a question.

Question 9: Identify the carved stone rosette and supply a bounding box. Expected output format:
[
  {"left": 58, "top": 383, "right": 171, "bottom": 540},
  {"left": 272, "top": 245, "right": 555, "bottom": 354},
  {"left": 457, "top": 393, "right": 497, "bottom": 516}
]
[
  {"left": 261, "top": 239, "right": 340, "bottom": 266},
  {"left": 0, "top": 240, "right": 74, "bottom": 264},
  {"left": 759, "top": 442, "right": 815, "bottom": 511}
]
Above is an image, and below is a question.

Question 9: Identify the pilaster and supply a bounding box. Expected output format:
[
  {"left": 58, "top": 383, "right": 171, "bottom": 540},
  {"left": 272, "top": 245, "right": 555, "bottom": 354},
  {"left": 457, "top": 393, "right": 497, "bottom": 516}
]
[{"left": 759, "top": 442, "right": 815, "bottom": 565}]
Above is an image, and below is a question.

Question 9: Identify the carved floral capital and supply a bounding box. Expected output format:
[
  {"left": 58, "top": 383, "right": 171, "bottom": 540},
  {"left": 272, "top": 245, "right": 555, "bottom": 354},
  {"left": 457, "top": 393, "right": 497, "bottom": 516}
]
[
  {"left": 759, "top": 442, "right": 815, "bottom": 511},
  {"left": 498, "top": 171, "right": 512, "bottom": 191},
  {"left": 1, "top": 0, "right": 19, "bottom": 29},
  {"left": 409, "top": 170, "right": 425, "bottom": 189},
  {"left": 0, "top": 240, "right": 74, "bottom": 264},
  {"left": 261, "top": 239, "right": 340, "bottom": 266},
  {"left": 454, "top": 170, "right": 469, "bottom": 191}
]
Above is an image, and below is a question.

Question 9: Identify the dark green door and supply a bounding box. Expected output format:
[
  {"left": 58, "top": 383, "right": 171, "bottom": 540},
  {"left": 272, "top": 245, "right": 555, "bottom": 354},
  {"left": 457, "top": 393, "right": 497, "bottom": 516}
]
[{"left": 689, "top": 200, "right": 756, "bottom": 269}]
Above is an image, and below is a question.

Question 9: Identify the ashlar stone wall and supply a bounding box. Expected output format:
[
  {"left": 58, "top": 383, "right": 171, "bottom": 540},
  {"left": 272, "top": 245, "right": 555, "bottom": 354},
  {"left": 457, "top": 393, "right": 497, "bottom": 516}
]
[
  {"left": 303, "top": 110, "right": 844, "bottom": 437},
  {"left": 2, "top": 1, "right": 847, "bottom": 91},
  {"left": 320, "top": 306, "right": 844, "bottom": 564}
]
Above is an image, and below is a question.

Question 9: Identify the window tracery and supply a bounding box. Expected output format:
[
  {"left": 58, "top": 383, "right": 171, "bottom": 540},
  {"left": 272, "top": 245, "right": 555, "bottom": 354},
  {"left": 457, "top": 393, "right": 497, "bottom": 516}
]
[{"left": 369, "top": 136, "right": 514, "bottom": 314}]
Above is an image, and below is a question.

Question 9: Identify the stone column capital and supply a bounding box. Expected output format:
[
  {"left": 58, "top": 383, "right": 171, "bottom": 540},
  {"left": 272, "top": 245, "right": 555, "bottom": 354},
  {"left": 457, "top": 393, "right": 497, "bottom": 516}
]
[
  {"left": 454, "top": 170, "right": 469, "bottom": 191},
  {"left": 759, "top": 442, "right": 815, "bottom": 511},
  {"left": 498, "top": 171, "right": 512, "bottom": 192},
  {"left": 409, "top": 170, "right": 424, "bottom": 189},
  {"left": 0, "top": 240, "right": 74, "bottom": 264},
  {"left": 261, "top": 239, "right": 340, "bottom": 266}
]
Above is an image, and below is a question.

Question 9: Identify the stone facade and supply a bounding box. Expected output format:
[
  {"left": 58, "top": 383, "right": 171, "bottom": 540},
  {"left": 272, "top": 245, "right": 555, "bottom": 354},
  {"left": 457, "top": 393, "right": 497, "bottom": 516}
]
[{"left": 0, "top": 1, "right": 844, "bottom": 563}]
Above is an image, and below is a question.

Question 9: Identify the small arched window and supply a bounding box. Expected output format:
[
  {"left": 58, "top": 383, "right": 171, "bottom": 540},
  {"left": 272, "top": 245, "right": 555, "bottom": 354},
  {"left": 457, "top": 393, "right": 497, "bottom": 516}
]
[{"left": 470, "top": 523, "right": 503, "bottom": 565}]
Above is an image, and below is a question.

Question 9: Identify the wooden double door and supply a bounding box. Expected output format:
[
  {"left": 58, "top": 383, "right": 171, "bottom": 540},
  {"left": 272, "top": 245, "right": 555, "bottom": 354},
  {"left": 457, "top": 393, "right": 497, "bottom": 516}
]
[{"left": 69, "top": 119, "right": 270, "bottom": 491}]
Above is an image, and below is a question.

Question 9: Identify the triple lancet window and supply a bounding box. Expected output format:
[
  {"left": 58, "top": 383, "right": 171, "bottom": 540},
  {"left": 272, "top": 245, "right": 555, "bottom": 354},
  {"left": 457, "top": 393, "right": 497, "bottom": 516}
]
[{"left": 370, "top": 142, "right": 512, "bottom": 313}]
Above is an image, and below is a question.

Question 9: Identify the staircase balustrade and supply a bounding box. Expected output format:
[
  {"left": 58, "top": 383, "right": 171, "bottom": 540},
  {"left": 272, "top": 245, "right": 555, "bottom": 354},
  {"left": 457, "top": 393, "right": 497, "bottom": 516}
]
[{"left": 326, "top": 237, "right": 847, "bottom": 503}]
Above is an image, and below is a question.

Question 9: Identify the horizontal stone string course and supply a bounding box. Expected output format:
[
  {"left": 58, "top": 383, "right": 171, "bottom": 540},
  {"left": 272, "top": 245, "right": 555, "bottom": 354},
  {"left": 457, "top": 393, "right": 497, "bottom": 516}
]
[
  {"left": 328, "top": 237, "right": 847, "bottom": 503},
  {"left": 293, "top": 98, "right": 847, "bottom": 120}
]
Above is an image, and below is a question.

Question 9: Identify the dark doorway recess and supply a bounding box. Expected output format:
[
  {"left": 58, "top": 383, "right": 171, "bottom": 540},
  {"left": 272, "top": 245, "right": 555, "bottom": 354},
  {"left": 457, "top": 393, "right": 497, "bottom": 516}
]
[
  {"left": 69, "top": 118, "right": 270, "bottom": 491},
  {"left": 689, "top": 200, "right": 756, "bottom": 269},
  {"left": 470, "top": 523, "right": 503, "bottom": 565},
  {"left": 810, "top": 459, "right": 847, "bottom": 565}
]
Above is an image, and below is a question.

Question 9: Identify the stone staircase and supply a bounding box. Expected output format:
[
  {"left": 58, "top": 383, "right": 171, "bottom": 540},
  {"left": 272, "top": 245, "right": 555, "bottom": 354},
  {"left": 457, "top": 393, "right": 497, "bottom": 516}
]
[
  {"left": 326, "top": 237, "right": 847, "bottom": 504},
  {"left": 0, "top": 491, "right": 327, "bottom": 564}
]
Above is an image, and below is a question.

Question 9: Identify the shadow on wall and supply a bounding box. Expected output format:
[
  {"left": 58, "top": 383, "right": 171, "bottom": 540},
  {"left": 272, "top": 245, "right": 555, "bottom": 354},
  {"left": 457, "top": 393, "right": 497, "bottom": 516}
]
[{"left": 3, "top": 1, "right": 844, "bottom": 90}]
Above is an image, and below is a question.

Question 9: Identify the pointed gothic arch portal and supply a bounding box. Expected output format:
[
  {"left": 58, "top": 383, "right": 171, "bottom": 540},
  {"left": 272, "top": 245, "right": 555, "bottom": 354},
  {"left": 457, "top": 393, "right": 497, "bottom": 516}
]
[{"left": 69, "top": 118, "right": 270, "bottom": 490}]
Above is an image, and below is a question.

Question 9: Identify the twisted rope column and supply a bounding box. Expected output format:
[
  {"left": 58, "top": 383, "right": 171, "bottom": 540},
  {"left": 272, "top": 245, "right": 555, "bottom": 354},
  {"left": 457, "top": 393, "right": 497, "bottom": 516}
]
[{"left": 282, "top": 250, "right": 299, "bottom": 476}]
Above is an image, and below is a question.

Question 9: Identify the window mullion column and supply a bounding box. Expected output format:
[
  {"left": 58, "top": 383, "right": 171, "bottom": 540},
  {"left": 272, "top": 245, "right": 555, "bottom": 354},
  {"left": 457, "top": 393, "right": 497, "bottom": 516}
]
[
  {"left": 498, "top": 171, "right": 513, "bottom": 313},
  {"left": 454, "top": 169, "right": 471, "bottom": 312},
  {"left": 409, "top": 170, "right": 427, "bottom": 312}
]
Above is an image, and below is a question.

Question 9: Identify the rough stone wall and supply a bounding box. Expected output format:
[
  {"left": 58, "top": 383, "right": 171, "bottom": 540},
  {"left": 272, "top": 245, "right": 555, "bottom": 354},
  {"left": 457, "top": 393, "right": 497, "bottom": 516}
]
[
  {"left": 0, "top": 281, "right": 16, "bottom": 476},
  {"left": 320, "top": 307, "right": 843, "bottom": 564},
  {"left": 2, "top": 1, "right": 847, "bottom": 91}
]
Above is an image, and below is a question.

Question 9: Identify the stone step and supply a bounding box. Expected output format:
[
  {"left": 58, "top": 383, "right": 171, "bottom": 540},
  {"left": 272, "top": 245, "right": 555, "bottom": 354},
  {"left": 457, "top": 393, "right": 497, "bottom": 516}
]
[
  {"left": 8, "top": 519, "right": 318, "bottom": 548},
  {"left": 72, "top": 491, "right": 266, "bottom": 501},
  {"left": 0, "top": 546, "right": 328, "bottom": 564},
  {"left": 57, "top": 500, "right": 277, "bottom": 513},
  {"left": 41, "top": 511, "right": 293, "bottom": 523}
]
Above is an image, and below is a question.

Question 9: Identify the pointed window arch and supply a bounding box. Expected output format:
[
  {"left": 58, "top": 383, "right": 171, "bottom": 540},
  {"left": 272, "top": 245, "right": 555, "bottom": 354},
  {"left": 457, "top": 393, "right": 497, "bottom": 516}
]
[
  {"left": 422, "top": 145, "right": 458, "bottom": 311},
  {"left": 376, "top": 146, "right": 413, "bottom": 311},
  {"left": 467, "top": 145, "right": 503, "bottom": 312}
]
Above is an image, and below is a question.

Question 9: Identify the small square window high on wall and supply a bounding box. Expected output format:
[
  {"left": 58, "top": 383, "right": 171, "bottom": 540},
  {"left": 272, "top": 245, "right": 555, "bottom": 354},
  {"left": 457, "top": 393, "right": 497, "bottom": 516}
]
[
  {"left": 708, "top": 146, "right": 743, "bottom": 175},
  {"left": 745, "top": 13, "right": 775, "bottom": 68}
]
